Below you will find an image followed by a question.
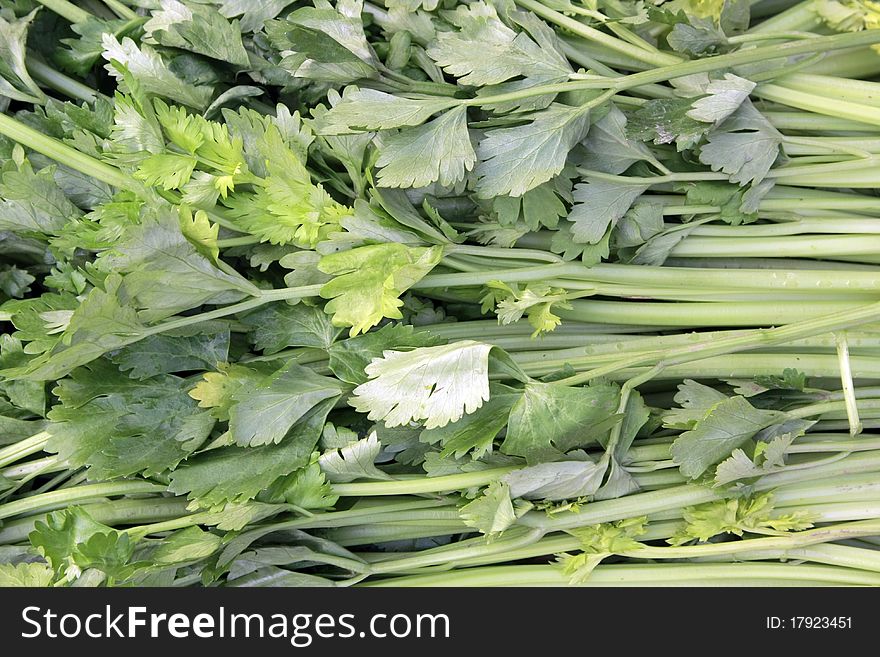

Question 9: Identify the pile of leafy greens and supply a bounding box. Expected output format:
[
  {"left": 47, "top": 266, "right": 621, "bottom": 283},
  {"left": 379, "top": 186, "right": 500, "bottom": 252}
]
[{"left": 3, "top": 0, "right": 880, "bottom": 587}]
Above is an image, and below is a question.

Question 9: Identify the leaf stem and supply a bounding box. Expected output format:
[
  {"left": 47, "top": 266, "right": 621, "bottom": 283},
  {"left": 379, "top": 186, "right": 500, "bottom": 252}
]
[
  {"left": 755, "top": 83, "right": 880, "bottom": 127},
  {"left": 0, "top": 481, "right": 166, "bottom": 521},
  {"left": 452, "top": 519, "right": 880, "bottom": 569},
  {"left": 35, "top": 0, "right": 92, "bottom": 23},
  {"left": 836, "top": 332, "right": 863, "bottom": 435},
  {"left": 0, "top": 497, "right": 191, "bottom": 545},
  {"left": 26, "top": 59, "right": 98, "bottom": 103},
  {"left": 359, "top": 562, "right": 880, "bottom": 586},
  {"left": 0, "top": 112, "right": 138, "bottom": 190},
  {"left": 217, "top": 235, "right": 263, "bottom": 248},
  {"left": 100, "top": 0, "right": 138, "bottom": 19},
  {"left": 749, "top": 0, "right": 822, "bottom": 33},
  {"left": 514, "top": 0, "right": 681, "bottom": 68},
  {"left": 138, "top": 285, "right": 322, "bottom": 338},
  {"left": 0, "top": 432, "right": 51, "bottom": 469},
  {"left": 369, "top": 528, "right": 545, "bottom": 575},
  {"left": 670, "top": 234, "right": 880, "bottom": 259},
  {"left": 331, "top": 467, "right": 520, "bottom": 497},
  {"left": 727, "top": 30, "right": 817, "bottom": 43},
  {"left": 558, "top": 298, "right": 880, "bottom": 386}
]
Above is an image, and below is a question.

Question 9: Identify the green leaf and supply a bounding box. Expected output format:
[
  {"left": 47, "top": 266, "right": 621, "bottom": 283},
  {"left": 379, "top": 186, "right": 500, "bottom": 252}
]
[
  {"left": 316, "top": 86, "right": 457, "bottom": 134},
  {"left": 663, "top": 379, "right": 730, "bottom": 429},
  {"left": 0, "top": 562, "right": 55, "bottom": 587},
  {"left": 0, "top": 292, "right": 79, "bottom": 358},
  {"left": 387, "top": 0, "right": 440, "bottom": 9},
  {"left": 426, "top": 2, "right": 570, "bottom": 86},
  {"left": 109, "top": 322, "right": 230, "bottom": 379},
  {"left": 501, "top": 382, "right": 621, "bottom": 464},
  {"left": 671, "top": 395, "right": 786, "bottom": 478},
  {"left": 227, "top": 567, "right": 336, "bottom": 587},
  {"left": 241, "top": 302, "right": 341, "bottom": 355},
  {"left": 419, "top": 383, "right": 520, "bottom": 459},
  {"left": 329, "top": 200, "right": 427, "bottom": 249},
  {"left": 568, "top": 178, "right": 650, "bottom": 244},
  {"left": 681, "top": 181, "right": 758, "bottom": 225},
  {"left": 0, "top": 9, "right": 45, "bottom": 104},
  {"left": 615, "top": 390, "right": 650, "bottom": 457},
  {"left": 155, "top": 100, "right": 207, "bottom": 153},
  {"left": 699, "top": 101, "right": 782, "bottom": 185},
  {"left": 102, "top": 35, "right": 212, "bottom": 110},
  {"left": 627, "top": 98, "right": 711, "bottom": 150},
  {"left": 0, "top": 161, "right": 82, "bottom": 236},
  {"left": 263, "top": 456, "right": 338, "bottom": 510},
  {"left": 460, "top": 481, "right": 531, "bottom": 537},
  {"left": 0, "top": 265, "right": 34, "bottom": 301},
  {"left": 225, "top": 543, "right": 350, "bottom": 580},
  {"left": 179, "top": 207, "right": 220, "bottom": 262},
  {"left": 318, "top": 243, "right": 443, "bottom": 336},
  {"left": 8, "top": 275, "right": 147, "bottom": 382},
  {"left": 328, "top": 323, "right": 444, "bottom": 385},
  {"left": 476, "top": 104, "right": 591, "bottom": 198},
  {"left": 43, "top": 96, "right": 115, "bottom": 140},
  {"left": 207, "top": 501, "right": 288, "bottom": 532},
  {"left": 211, "top": 526, "right": 359, "bottom": 583},
  {"left": 558, "top": 516, "right": 647, "bottom": 582},
  {"left": 503, "top": 458, "right": 608, "bottom": 500},
  {"left": 714, "top": 418, "right": 815, "bottom": 485},
  {"left": 687, "top": 74, "right": 756, "bottom": 124},
  {"left": 74, "top": 532, "right": 138, "bottom": 581},
  {"left": 95, "top": 207, "right": 257, "bottom": 322},
  {"left": 291, "top": 2, "right": 375, "bottom": 63},
  {"left": 168, "top": 397, "right": 333, "bottom": 506},
  {"left": 266, "top": 4, "right": 377, "bottom": 84},
  {"left": 228, "top": 362, "right": 345, "bottom": 447},
  {"left": 481, "top": 280, "right": 571, "bottom": 336},
  {"left": 491, "top": 177, "right": 572, "bottom": 231},
  {"left": 189, "top": 362, "right": 276, "bottom": 421},
  {"left": 667, "top": 18, "right": 728, "bottom": 55},
  {"left": 578, "top": 105, "right": 655, "bottom": 174},
  {"left": 46, "top": 360, "right": 214, "bottom": 478},
  {"left": 471, "top": 11, "right": 574, "bottom": 113},
  {"left": 615, "top": 203, "right": 665, "bottom": 249},
  {"left": 225, "top": 126, "right": 347, "bottom": 248},
  {"left": 30, "top": 507, "right": 135, "bottom": 581},
  {"left": 147, "top": 526, "right": 222, "bottom": 565},
  {"left": 372, "top": 188, "right": 458, "bottom": 245},
  {"left": 669, "top": 492, "right": 813, "bottom": 545},
  {"left": 222, "top": 105, "right": 313, "bottom": 179},
  {"left": 376, "top": 106, "right": 476, "bottom": 189},
  {"left": 711, "top": 448, "right": 759, "bottom": 486},
  {"left": 56, "top": 17, "right": 142, "bottom": 77},
  {"left": 153, "top": 101, "right": 248, "bottom": 186},
  {"left": 350, "top": 340, "right": 495, "bottom": 429},
  {"left": 222, "top": 529, "right": 362, "bottom": 580},
  {"left": 318, "top": 432, "right": 391, "bottom": 482},
  {"left": 217, "top": 0, "right": 294, "bottom": 32},
  {"left": 757, "top": 419, "right": 814, "bottom": 466},
  {"left": 627, "top": 223, "right": 699, "bottom": 265},
  {"left": 755, "top": 368, "right": 808, "bottom": 392},
  {"left": 110, "top": 92, "right": 165, "bottom": 154},
  {"left": 320, "top": 422, "right": 359, "bottom": 450},
  {"left": 144, "top": 0, "right": 250, "bottom": 66},
  {"left": 0, "top": 334, "right": 45, "bottom": 415},
  {"left": 566, "top": 516, "right": 647, "bottom": 553},
  {"left": 134, "top": 153, "right": 198, "bottom": 190}
]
